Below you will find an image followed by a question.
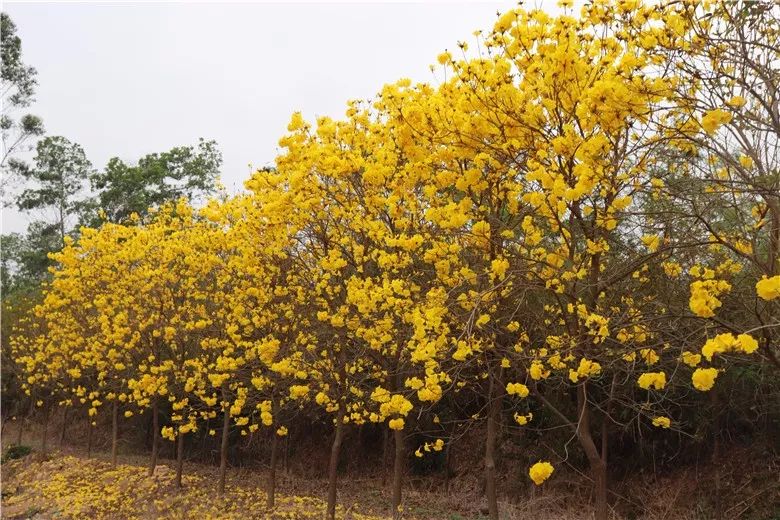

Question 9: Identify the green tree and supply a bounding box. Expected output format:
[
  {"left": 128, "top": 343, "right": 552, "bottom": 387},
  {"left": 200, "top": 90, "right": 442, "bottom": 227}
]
[
  {"left": 87, "top": 138, "right": 222, "bottom": 224},
  {"left": 16, "top": 136, "right": 93, "bottom": 245},
  {"left": 1, "top": 13, "right": 44, "bottom": 173},
  {"left": 1, "top": 223, "right": 62, "bottom": 292}
]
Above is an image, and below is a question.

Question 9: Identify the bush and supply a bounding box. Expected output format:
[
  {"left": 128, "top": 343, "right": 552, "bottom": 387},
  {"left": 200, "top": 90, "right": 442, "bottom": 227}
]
[{"left": 2, "top": 445, "right": 32, "bottom": 463}]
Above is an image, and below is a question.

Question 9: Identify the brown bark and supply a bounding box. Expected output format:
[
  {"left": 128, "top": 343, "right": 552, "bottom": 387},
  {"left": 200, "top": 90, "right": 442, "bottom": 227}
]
[
  {"left": 283, "top": 431, "right": 290, "bottom": 476},
  {"left": 711, "top": 391, "right": 722, "bottom": 520},
  {"left": 592, "top": 460, "right": 608, "bottom": 520},
  {"left": 16, "top": 414, "right": 23, "bottom": 446},
  {"left": 485, "top": 374, "right": 501, "bottom": 520},
  {"left": 111, "top": 401, "right": 119, "bottom": 466},
  {"left": 267, "top": 430, "right": 278, "bottom": 509},
  {"left": 60, "top": 406, "right": 69, "bottom": 448},
  {"left": 176, "top": 432, "right": 185, "bottom": 488},
  {"left": 218, "top": 386, "right": 231, "bottom": 494},
  {"left": 87, "top": 420, "right": 93, "bottom": 458},
  {"left": 41, "top": 404, "right": 49, "bottom": 456},
  {"left": 16, "top": 398, "right": 33, "bottom": 446},
  {"left": 576, "top": 384, "right": 608, "bottom": 520},
  {"left": 381, "top": 427, "right": 390, "bottom": 486},
  {"left": 391, "top": 428, "right": 404, "bottom": 519},
  {"left": 444, "top": 440, "right": 452, "bottom": 496},
  {"left": 326, "top": 418, "right": 345, "bottom": 520},
  {"left": 148, "top": 399, "right": 159, "bottom": 476}
]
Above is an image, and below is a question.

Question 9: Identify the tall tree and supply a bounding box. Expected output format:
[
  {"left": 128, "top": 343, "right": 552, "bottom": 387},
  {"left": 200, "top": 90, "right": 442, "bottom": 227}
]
[
  {"left": 87, "top": 138, "right": 222, "bottom": 224},
  {"left": 16, "top": 136, "right": 92, "bottom": 245},
  {"left": 1, "top": 13, "right": 44, "bottom": 175},
  {"left": 1, "top": 223, "right": 61, "bottom": 292}
]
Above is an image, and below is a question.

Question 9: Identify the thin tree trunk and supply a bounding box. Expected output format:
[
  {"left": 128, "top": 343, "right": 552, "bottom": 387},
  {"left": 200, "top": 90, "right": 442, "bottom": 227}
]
[
  {"left": 711, "top": 391, "right": 722, "bottom": 520},
  {"left": 16, "top": 398, "right": 33, "bottom": 446},
  {"left": 149, "top": 399, "right": 159, "bottom": 476},
  {"left": 41, "top": 404, "right": 49, "bottom": 456},
  {"left": 382, "top": 427, "right": 390, "bottom": 486},
  {"left": 218, "top": 386, "right": 231, "bottom": 494},
  {"left": 592, "top": 459, "right": 608, "bottom": 520},
  {"left": 391, "top": 427, "right": 404, "bottom": 519},
  {"left": 283, "top": 431, "right": 290, "bottom": 476},
  {"left": 111, "top": 401, "right": 119, "bottom": 466},
  {"left": 326, "top": 418, "right": 345, "bottom": 520},
  {"left": 601, "top": 374, "right": 617, "bottom": 474},
  {"left": 176, "top": 432, "right": 185, "bottom": 488},
  {"left": 577, "top": 384, "right": 608, "bottom": 520},
  {"left": 60, "top": 406, "right": 69, "bottom": 448},
  {"left": 16, "top": 413, "right": 24, "bottom": 445},
  {"left": 267, "top": 430, "right": 278, "bottom": 509},
  {"left": 444, "top": 439, "right": 452, "bottom": 496},
  {"left": 485, "top": 374, "right": 501, "bottom": 520},
  {"left": 601, "top": 416, "right": 608, "bottom": 467},
  {"left": 87, "top": 420, "right": 93, "bottom": 458}
]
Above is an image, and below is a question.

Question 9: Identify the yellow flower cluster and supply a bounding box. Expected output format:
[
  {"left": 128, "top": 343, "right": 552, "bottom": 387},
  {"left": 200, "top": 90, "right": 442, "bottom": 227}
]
[
  {"left": 756, "top": 275, "right": 780, "bottom": 301},
  {"left": 379, "top": 394, "right": 413, "bottom": 419},
  {"left": 528, "top": 461, "right": 555, "bottom": 485},
  {"left": 652, "top": 416, "right": 671, "bottom": 428},
  {"left": 568, "top": 358, "right": 602, "bottom": 383},
  {"left": 414, "top": 438, "right": 445, "bottom": 457},
  {"left": 689, "top": 279, "right": 731, "bottom": 318},
  {"left": 637, "top": 372, "right": 667, "bottom": 391},
  {"left": 506, "top": 382, "right": 529, "bottom": 397},
  {"left": 692, "top": 367, "right": 719, "bottom": 391},
  {"left": 700, "top": 108, "right": 732, "bottom": 135},
  {"left": 701, "top": 333, "right": 759, "bottom": 361}
]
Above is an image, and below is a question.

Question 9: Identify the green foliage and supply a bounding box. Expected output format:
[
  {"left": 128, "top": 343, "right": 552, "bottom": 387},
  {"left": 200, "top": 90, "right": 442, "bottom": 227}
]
[
  {"left": 0, "top": 13, "right": 37, "bottom": 108},
  {"left": 1, "top": 445, "right": 32, "bottom": 464},
  {"left": 1, "top": 223, "right": 61, "bottom": 292},
  {"left": 86, "top": 138, "right": 222, "bottom": 224},
  {"left": 1, "top": 12, "right": 44, "bottom": 171},
  {"left": 16, "top": 136, "right": 93, "bottom": 243}
]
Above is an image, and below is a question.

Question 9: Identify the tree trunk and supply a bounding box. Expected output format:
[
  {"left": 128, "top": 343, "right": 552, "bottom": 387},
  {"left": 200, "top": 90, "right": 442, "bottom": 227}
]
[
  {"left": 326, "top": 419, "right": 345, "bottom": 520},
  {"left": 16, "top": 398, "right": 33, "bottom": 446},
  {"left": 87, "top": 420, "right": 93, "bottom": 458},
  {"left": 41, "top": 404, "right": 49, "bottom": 456},
  {"left": 16, "top": 413, "right": 24, "bottom": 446},
  {"left": 444, "top": 439, "right": 452, "bottom": 496},
  {"left": 218, "top": 386, "right": 231, "bottom": 494},
  {"left": 60, "top": 406, "right": 69, "bottom": 448},
  {"left": 149, "top": 400, "right": 159, "bottom": 476},
  {"left": 576, "top": 384, "right": 608, "bottom": 520},
  {"left": 267, "top": 430, "right": 278, "bottom": 509},
  {"left": 283, "top": 431, "right": 290, "bottom": 476},
  {"left": 711, "top": 391, "right": 722, "bottom": 520},
  {"left": 391, "top": 427, "right": 404, "bottom": 519},
  {"left": 111, "top": 401, "right": 119, "bottom": 466},
  {"left": 592, "top": 459, "right": 608, "bottom": 520},
  {"left": 176, "top": 432, "right": 185, "bottom": 488},
  {"left": 382, "top": 427, "right": 390, "bottom": 486},
  {"left": 485, "top": 374, "right": 501, "bottom": 520}
]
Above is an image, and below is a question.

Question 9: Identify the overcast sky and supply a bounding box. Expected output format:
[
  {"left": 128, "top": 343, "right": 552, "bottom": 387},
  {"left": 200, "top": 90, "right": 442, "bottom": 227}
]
[{"left": 2, "top": 0, "right": 532, "bottom": 234}]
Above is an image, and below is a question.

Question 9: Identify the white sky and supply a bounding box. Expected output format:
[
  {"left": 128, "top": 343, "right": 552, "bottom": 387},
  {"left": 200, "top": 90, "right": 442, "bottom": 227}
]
[{"left": 1, "top": 0, "right": 537, "bottom": 234}]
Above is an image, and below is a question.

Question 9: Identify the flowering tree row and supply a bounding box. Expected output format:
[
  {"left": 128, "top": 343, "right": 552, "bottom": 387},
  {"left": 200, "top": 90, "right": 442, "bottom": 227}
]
[{"left": 9, "top": 1, "right": 779, "bottom": 519}]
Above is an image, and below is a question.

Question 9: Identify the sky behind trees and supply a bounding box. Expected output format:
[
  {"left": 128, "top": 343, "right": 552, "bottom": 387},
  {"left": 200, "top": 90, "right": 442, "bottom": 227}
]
[{"left": 2, "top": 1, "right": 514, "bottom": 233}]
